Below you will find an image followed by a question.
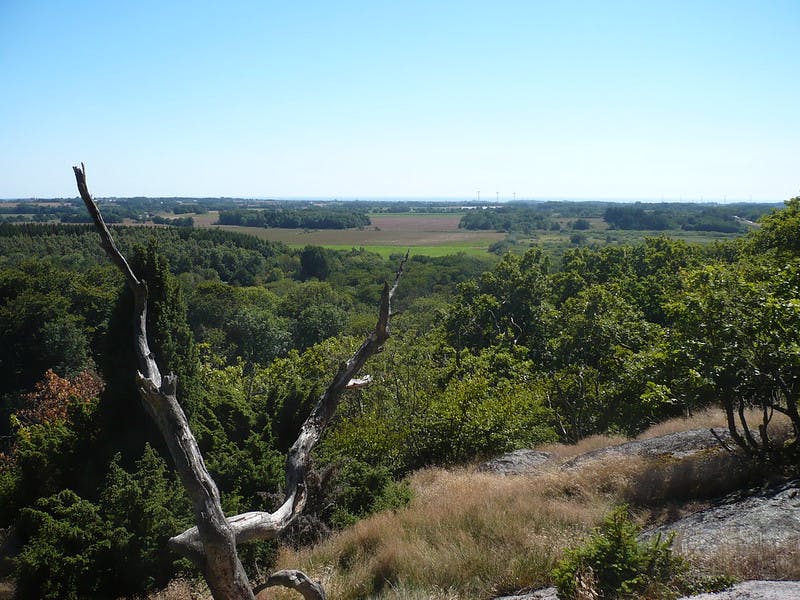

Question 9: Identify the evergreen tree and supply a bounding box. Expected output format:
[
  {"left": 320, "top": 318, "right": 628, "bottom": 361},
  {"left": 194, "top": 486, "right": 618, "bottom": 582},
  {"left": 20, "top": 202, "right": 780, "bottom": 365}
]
[{"left": 97, "top": 241, "right": 200, "bottom": 465}]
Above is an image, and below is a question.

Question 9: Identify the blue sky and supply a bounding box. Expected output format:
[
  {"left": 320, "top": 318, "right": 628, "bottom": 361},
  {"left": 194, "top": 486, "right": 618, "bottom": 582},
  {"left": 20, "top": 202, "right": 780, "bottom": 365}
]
[{"left": 1, "top": 1, "right": 797, "bottom": 200}]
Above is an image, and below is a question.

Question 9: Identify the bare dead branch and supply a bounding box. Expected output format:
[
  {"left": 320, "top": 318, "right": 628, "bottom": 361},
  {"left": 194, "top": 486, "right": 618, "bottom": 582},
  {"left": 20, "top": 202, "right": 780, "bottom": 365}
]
[
  {"left": 170, "top": 252, "right": 409, "bottom": 552},
  {"left": 710, "top": 428, "right": 736, "bottom": 454},
  {"left": 76, "top": 164, "right": 405, "bottom": 598},
  {"left": 346, "top": 375, "right": 373, "bottom": 389},
  {"left": 75, "top": 165, "right": 254, "bottom": 599},
  {"left": 255, "top": 571, "right": 326, "bottom": 600},
  {"left": 253, "top": 570, "right": 326, "bottom": 600},
  {"left": 73, "top": 164, "right": 161, "bottom": 385}
]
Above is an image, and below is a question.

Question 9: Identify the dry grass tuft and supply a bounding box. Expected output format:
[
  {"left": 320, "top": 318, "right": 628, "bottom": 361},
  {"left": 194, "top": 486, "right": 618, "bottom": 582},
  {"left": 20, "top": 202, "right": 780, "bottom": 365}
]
[
  {"left": 691, "top": 541, "right": 800, "bottom": 581},
  {"left": 539, "top": 434, "right": 628, "bottom": 460},
  {"left": 636, "top": 407, "right": 793, "bottom": 444},
  {"left": 269, "top": 465, "right": 639, "bottom": 600},
  {"left": 139, "top": 578, "right": 210, "bottom": 600},
  {"left": 0, "top": 579, "right": 14, "bottom": 600},
  {"left": 635, "top": 409, "right": 732, "bottom": 440}
]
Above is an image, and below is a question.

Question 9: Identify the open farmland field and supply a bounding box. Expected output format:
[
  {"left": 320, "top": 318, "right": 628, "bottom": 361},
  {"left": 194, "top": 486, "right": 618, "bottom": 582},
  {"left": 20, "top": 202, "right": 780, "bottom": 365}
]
[
  {"left": 191, "top": 211, "right": 506, "bottom": 257},
  {"left": 180, "top": 209, "right": 752, "bottom": 260}
]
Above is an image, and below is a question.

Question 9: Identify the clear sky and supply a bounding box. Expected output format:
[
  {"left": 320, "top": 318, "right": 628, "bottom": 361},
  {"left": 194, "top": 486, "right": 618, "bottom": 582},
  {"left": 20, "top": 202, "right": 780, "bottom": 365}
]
[{"left": 1, "top": 1, "right": 797, "bottom": 200}]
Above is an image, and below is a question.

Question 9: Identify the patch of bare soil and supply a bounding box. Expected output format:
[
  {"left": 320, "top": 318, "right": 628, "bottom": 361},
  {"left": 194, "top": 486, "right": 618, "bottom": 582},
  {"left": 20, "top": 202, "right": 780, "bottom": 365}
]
[{"left": 368, "top": 214, "right": 463, "bottom": 231}]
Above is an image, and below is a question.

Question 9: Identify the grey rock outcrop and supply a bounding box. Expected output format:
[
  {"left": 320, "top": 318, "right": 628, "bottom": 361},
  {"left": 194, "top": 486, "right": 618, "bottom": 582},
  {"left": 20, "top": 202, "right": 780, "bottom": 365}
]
[
  {"left": 481, "top": 429, "right": 736, "bottom": 477},
  {"left": 503, "top": 581, "right": 800, "bottom": 600},
  {"left": 646, "top": 480, "right": 800, "bottom": 553},
  {"left": 494, "top": 587, "right": 557, "bottom": 600},
  {"left": 478, "top": 449, "right": 553, "bottom": 475},
  {"left": 562, "top": 428, "right": 733, "bottom": 469},
  {"left": 678, "top": 580, "right": 800, "bottom": 599}
]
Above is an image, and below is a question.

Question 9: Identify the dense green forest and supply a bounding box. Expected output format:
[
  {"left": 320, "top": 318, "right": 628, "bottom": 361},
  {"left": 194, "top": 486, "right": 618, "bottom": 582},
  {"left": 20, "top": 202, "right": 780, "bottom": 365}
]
[{"left": 0, "top": 199, "right": 798, "bottom": 598}]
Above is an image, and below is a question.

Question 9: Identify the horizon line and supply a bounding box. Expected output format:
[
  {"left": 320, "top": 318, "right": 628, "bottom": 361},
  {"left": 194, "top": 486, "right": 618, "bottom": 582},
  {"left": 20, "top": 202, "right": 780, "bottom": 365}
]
[{"left": 0, "top": 195, "right": 788, "bottom": 204}]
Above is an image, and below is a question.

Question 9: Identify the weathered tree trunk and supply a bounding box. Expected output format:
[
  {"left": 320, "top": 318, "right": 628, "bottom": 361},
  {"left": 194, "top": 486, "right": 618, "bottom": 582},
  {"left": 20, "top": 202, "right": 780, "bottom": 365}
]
[{"left": 73, "top": 164, "right": 405, "bottom": 600}]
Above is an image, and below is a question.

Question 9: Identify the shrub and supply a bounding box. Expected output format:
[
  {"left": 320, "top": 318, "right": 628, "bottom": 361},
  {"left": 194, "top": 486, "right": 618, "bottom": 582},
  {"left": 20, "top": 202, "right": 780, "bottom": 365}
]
[
  {"left": 553, "top": 505, "right": 686, "bottom": 600},
  {"left": 329, "top": 461, "right": 413, "bottom": 529},
  {"left": 14, "top": 490, "right": 123, "bottom": 600}
]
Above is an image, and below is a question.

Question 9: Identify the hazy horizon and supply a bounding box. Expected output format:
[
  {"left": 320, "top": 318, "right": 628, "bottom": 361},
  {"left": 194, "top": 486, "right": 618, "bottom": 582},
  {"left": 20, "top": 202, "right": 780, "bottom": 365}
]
[{"left": 0, "top": 194, "right": 785, "bottom": 205}]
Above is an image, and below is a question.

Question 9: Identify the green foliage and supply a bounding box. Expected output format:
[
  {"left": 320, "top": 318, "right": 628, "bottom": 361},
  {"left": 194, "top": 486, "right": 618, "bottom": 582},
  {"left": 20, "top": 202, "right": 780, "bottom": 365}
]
[
  {"left": 228, "top": 305, "right": 291, "bottom": 366},
  {"left": 190, "top": 363, "right": 285, "bottom": 499},
  {"left": 0, "top": 260, "right": 110, "bottom": 404},
  {"left": 328, "top": 461, "right": 412, "bottom": 529},
  {"left": 218, "top": 207, "right": 370, "bottom": 230},
  {"left": 445, "top": 248, "right": 553, "bottom": 361},
  {"left": 189, "top": 282, "right": 291, "bottom": 366},
  {"left": 4, "top": 200, "right": 798, "bottom": 598},
  {"left": 99, "top": 447, "right": 194, "bottom": 593},
  {"left": 604, "top": 204, "right": 752, "bottom": 233},
  {"left": 323, "top": 339, "right": 557, "bottom": 474},
  {"left": 14, "top": 447, "right": 195, "bottom": 600},
  {"left": 459, "top": 205, "right": 556, "bottom": 232},
  {"left": 15, "top": 490, "right": 124, "bottom": 600},
  {"left": 749, "top": 197, "right": 800, "bottom": 255},
  {"left": 553, "top": 506, "right": 686, "bottom": 600},
  {"left": 132, "top": 242, "right": 200, "bottom": 402},
  {"left": 555, "top": 236, "right": 704, "bottom": 323},
  {"left": 667, "top": 257, "right": 800, "bottom": 460},
  {"left": 553, "top": 506, "right": 735, "bottom": 600},
  {"left": 572, "top": 218, "right": 591, "bottom": 230},
  {"left": 256, "top": 337, "right": 353, "bottom": 451},
  {"left": 1, "top": 394, "right": 100, "bottom": 527},
  {"left": 300, "top": 245, "right": 331, "bottom": 281},
  {"left": 279, "top": 280, "right": 352, "bottom": 350},
  {"left": 547, "top": 284, "right": 671, "bottom": 438},
  {"left": 98, "top": 241, "right": 201, "bottom": 460}
]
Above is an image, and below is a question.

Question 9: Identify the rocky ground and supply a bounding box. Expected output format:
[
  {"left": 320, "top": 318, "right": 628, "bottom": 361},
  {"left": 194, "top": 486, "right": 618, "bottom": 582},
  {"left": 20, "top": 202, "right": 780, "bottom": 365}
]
[
  {"left": 497, "top": 580, "right": 800, "bottom": 600},
  {"left": 481, "top": 429, "right": 800, "bottom": 600}
]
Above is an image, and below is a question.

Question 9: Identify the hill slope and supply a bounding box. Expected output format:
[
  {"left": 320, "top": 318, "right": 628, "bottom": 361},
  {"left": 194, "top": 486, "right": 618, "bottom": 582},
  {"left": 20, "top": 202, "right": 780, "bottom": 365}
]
[{"left": 262, "top": 410, "right": 798, "bottom": 600}]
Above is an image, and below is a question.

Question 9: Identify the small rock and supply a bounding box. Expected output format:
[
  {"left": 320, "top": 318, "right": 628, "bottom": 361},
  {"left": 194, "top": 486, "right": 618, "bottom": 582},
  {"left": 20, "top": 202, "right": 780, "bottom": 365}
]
[
  {"left": 494, "top": 586, "right": 558, "bottom": 600},
  {"left": 478, "top": 450, "right": 553, "bottom": 475}
]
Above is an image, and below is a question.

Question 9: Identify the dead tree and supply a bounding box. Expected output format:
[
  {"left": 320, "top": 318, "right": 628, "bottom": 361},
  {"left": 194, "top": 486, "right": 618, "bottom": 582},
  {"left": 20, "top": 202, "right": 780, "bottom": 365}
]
[{"left": 72, "top": 164, "right": 406, "bottom": 600}]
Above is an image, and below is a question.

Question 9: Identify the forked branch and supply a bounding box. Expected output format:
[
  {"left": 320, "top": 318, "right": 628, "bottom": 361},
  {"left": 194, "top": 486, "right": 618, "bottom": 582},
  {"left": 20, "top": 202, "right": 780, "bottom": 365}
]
[{"left": 74, "top": 164, "right": 405, "bottom": 599}]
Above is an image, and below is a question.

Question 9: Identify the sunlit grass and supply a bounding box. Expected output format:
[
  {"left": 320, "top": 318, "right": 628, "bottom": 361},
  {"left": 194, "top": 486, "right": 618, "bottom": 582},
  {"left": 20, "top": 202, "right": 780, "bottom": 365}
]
[
  {"left": 262, "top": 410, "right": 780, "bottom": 600},
  {"left": 146, "top": 410, "right": 794, "bottom": 600}
]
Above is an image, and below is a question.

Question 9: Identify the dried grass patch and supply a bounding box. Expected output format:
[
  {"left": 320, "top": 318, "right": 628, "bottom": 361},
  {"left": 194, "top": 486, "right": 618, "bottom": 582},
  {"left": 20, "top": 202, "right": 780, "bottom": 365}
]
[
  {"left": 267, "top": 413, "right": 796, "bottom": 600},
  {"left": 168, "top": 412, "right": 797, "bottom": 599},
  {"left": 139, "top": 578, "right": 210, "bottom": 600},
  {"left": 690, "top": 541, "right": 800, "bottom": 581},
  {"left": 538, "top": 434, "right": 628, "bottom": 460},
  {"left": 635, "top": 409, "right": 732, "bottom": 439},
  {"left": 268, "top": 466, "right": 634, "bottom": 600}
]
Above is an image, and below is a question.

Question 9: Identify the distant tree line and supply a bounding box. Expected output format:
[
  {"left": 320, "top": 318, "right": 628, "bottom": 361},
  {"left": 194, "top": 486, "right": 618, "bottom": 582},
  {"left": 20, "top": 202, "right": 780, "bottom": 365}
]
[
  {"left": 459, "top": 206, "right": 559, "bottom": 232},
  {"left": 604, "top": 203, "right": 773, "bottom": 233},
  {"left": 458, "top": 201, "right": 777, "bottom": 234},
  {"left": 217, "top": 208, "right": 370, "bottom": 229}
]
